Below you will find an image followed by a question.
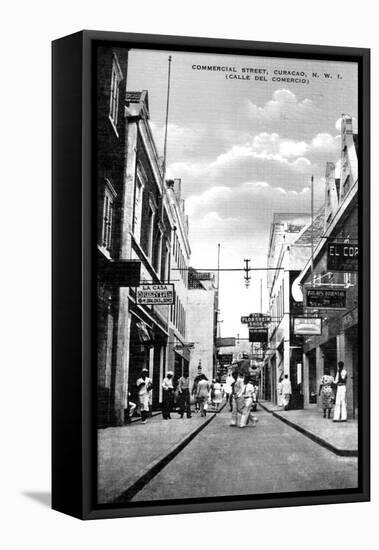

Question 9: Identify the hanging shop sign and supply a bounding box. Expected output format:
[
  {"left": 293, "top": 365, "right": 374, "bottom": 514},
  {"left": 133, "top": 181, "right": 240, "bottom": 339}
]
[
  {"left": 241, "top": 313, "right": 271, "bottom": 325},
  {"left": 218, "top": 353, "right": 234, "bottom": 365},
  {"left": 248, "top": 328, "right": 268, "bottom": 343},
  {"left": 327, "top": 242, "right": 359, "bottom": 272},
  {"left": 305, "top": 287, "right": 346, "bottom": 309},
  {"left": 293, "top": 317, "right": 322, "bottom": 335},
  {"left": 215, "top": 337, "right": 236, "bottom": 348},
  {"left": 99, "top": 259, "right": 141, "bottom": 287},
  {"left": 136, "top": 283, "right": 175, "bottom": 305}
]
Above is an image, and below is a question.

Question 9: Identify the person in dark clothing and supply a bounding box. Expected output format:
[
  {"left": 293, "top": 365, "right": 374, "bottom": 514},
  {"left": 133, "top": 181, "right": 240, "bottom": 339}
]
[{"left": 178, "top": 371, "right": 192, "bottom": 418}]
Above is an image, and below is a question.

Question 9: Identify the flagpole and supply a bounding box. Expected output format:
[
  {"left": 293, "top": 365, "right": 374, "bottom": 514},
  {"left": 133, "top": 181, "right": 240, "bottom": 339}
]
[{"left": 311, "top": 175, "right": 314, "bottom": 284}]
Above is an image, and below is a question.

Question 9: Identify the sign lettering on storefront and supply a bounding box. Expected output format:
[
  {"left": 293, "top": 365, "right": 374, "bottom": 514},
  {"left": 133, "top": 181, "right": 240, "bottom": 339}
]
[
  {"left": 136, "top": 283, "right": 175, "bottom": 305},
  {"left": 327, "top": 242, "right": 359, "bottom": 271},
  {"left": 305, "top": 287, "right": 346, "bottom": 309}
]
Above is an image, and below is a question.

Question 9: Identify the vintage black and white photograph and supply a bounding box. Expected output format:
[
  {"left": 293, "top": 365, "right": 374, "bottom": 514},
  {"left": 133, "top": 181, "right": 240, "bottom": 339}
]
[{"left": 96, "top": 45, "right": 360, "bottom": 506}]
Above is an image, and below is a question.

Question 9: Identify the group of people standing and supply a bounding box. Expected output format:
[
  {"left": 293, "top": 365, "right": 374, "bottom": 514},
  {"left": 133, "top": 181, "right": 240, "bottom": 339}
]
[
  {"left": 227, "top": 371, "right": 259, "bottom": 429},
  {"left": 319, "top": 361, "right": 348, "bottom": 421},
  {"left": 276, "top": 361, "right": 348, "bottom": 422},
  {"left": 127, "top": 369, "right": 228, "bottom": 424}
]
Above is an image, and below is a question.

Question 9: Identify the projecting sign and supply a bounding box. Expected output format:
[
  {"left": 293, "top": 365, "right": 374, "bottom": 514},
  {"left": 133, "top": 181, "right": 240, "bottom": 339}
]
[
  {"left": 248, "top": 328, "right": 268, "bottom": 343},
  {"left": 294, "top": 317, "right": 322, "bottom": 335},
  {"left": 327, "top": 242, "right": 359, "bottom": 271},
  {"left": 215, "top": 337, "right": 236, "bottom": 348},
  {"left": 99, "top": 259, "right": 141, "bottom": 287},
  {"left": 241, "top": 313, "right": 271, "bottom": 324},
  {"left": 305, "top": 288, "right": 346, "bottom": 309},
  {"left": 136, "top": 283, "right": 175, "bottom": 305}
]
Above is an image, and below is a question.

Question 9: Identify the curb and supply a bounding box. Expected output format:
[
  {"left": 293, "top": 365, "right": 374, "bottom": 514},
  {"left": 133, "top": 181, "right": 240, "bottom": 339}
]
[
  {"left": 259, "top": 403, "right": 358, "bottom": 457},
  {"left": 112, "top": 412, "right": 217, "bottom": 503}
]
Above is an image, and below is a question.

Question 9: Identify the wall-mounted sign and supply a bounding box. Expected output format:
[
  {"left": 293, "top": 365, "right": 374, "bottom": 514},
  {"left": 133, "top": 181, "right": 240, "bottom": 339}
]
[
  {"left": 136, "top": 283, "right": 174, "bottom": 305},
  {"left": 248, "top": 328, "right": 268, "bottom": 343},
  {"left": 294, "top": 317, "right": 322, "bottom": 335},
  {"left": 305, "top": 287, "right": 346, "bottom": 309},
  {"left": 327, "top": 242, "right": 359, "bottom": 271}
]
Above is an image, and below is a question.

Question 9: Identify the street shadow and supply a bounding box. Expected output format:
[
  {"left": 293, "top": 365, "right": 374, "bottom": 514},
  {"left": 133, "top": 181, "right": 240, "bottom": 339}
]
[{"left": 22, "top": 491, "right": 51, "bottom": 508}]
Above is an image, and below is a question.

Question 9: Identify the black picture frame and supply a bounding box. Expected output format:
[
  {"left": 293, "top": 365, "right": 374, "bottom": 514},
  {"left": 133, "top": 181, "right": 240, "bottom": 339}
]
[{"left": 52, "top": 30, "right": 370, "bottom": 520}]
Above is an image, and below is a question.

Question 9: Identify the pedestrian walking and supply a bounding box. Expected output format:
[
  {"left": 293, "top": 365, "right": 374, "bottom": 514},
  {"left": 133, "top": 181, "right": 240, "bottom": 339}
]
[
  {"left": 192, "top": 372, "right": 203, "bottom": 412},
  {"left": 196, "top": 374, "right": 210, "bottom": 417},
  {"left": 136, "top": 368, "right": 152, "bottom": 424},
  {"left": 224, "top": 372, "right": 234, "bottom": 411},
  {"left": 178, "top": 371, "right": 192, "bottom": 418},
  {"left": 281, "top": 374, "right": 292, "bottom": 411},
  {"left": 162, "top": 371, "right": 175, "bottom": 419},
  {"left": 333, "top": 361, "right": 348, "bottom": 422},
  {"left": 238, "top": 375, "right": 259, "bottom": 428},
  {"left": 211, "top": 379, "right": 223, "bottom": 411},
  {"left": 318, "top": 372, "right": 335, "bottom": 419},
  {"left": 230, "top": 371, "right": 244, "bottom": 426}
]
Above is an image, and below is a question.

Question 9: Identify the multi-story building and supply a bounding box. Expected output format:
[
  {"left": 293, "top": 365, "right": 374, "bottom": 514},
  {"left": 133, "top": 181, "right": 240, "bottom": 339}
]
[
  {"left": 263, "top": 213, "right": 315, "bottom": 406},
  {"left": 298, "top": 115, "right": 358, "bottom": 418},
  {"left": 187, "top": 269, "right": 218, "bottom": 382},
  {"left": 124, "top": 90, "right": 174, "bottom": 414},
  {"left": 96, "top": 77, "right": 176, "bottom": 425},
  {"left": 96, "top": 46, "right": 130, "bottom": 427},
  {"left": 165, "top": 178, "right": 192, "bottom": 382}
]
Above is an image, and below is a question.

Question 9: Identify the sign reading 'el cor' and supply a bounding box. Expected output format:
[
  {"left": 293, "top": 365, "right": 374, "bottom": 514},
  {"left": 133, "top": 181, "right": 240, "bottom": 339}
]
[
  {"left": 305, "top": 288, "right": 346, "bottom": 309},
  {"left": 327, "top": 242, "right": 359, "bottom": 271}
]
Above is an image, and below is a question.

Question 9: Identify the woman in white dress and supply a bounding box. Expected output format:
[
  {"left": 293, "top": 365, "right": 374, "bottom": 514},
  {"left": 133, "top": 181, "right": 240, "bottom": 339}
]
[
  {"left": 196, "top": 375, "right": 210, "bottom": 417},
  {"left": 212, "top": 379, "right": 223, "bottom": 411}
]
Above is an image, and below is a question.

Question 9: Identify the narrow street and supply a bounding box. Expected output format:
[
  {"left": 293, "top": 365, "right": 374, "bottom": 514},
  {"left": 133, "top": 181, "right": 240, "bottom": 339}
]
[{"left": 131, "top": 406, "right": 358, "bottom": 501}]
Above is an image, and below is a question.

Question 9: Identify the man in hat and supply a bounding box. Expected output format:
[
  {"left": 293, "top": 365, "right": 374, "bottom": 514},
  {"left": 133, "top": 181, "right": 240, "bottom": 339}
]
[{"left": 136, "top": 368, "right": 152, "bottom": 424}]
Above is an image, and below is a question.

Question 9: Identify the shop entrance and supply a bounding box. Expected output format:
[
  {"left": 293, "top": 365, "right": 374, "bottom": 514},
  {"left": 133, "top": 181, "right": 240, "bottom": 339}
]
[
  {"left": 321, "top": 338, "right": 337, "bottom": 376},
  {"left": 307, "top": 349, "right": 317, "bottom": 404}
]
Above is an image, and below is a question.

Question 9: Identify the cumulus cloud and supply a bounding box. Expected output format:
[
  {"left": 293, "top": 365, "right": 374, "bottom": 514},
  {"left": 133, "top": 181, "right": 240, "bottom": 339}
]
[{"left": 247, "top": 89, "right": 316, "bottom": 130}]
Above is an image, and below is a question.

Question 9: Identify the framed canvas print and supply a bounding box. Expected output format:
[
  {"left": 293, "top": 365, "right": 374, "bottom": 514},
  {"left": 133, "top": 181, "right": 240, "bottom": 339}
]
[{"left": 52, "top": 31, "right": 370, "bottom": 519}]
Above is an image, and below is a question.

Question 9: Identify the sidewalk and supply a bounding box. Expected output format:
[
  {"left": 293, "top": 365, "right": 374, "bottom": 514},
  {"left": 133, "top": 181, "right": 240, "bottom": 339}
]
[
  {"left": 259, "top": 400, "right": 358, "bottom": 456},
  {"left": 98, "top": 410, "right": 217, "bottom": 504}
]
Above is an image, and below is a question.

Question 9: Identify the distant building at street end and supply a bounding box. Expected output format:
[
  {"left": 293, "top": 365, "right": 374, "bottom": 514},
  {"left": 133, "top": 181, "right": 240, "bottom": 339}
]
[{"left": 187, "top": 269, "right": 217, "bottom": 382}]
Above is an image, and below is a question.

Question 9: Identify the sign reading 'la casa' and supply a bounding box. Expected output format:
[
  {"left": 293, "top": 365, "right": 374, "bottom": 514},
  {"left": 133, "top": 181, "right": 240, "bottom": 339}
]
[
  {"left": 327, "top": 242, "right": 359, "bottom": 271},
  {"left": 136, "top": 283, "right": 175, "bottom": 305}
]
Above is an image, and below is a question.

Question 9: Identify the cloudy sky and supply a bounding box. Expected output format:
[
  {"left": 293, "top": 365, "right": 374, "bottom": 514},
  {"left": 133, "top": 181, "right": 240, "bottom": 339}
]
[{"left": 127, "top": 49, "right": 357, "bottom": 337}]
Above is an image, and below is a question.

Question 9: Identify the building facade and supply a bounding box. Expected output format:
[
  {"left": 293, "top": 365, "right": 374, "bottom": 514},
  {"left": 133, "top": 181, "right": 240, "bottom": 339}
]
[
  {"left": 96, "top": 46, "right": 130, "bottom": 427},
  {"left": 166, "top": 178, "right": 192, "bottom": 382},
  {"left": 298, "top": 115, "right": 358, "bottom": 418},
  {"left": 264, "top": 213, "right": 313, "bottom": 406}
]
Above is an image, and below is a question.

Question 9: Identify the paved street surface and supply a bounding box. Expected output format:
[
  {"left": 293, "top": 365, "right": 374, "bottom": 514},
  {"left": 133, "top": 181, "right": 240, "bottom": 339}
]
[
  {"left": 131, "top": 406, "right": 358, "bottom": 501},
  {"left": 98, "top": 412, "right": 211, "bottom": 503}
]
